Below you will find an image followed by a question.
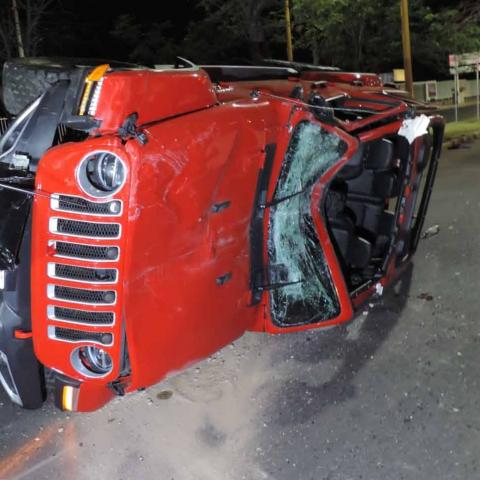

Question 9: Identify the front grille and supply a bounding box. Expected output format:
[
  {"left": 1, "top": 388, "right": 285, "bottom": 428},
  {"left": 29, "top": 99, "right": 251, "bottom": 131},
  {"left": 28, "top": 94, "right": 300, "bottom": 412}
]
[
  {"left": 52, "top": 195, "right": 122, "bottom": 216},
  {"left": 51, "top": 285, "right": 116, "bottom": 304},
  {"left": 52, "top": 218, "right": 120, "bottom": 238},
  {"left": 51, "top": 306, "right": 114, "bottom": 325},
  {"left": 44, "top": 188, "right": 122, "bottom": 363},
  {"left": 50, "top": 263, "right": 117, "bottom": 283},
  {"left": 51, "top": 326, "right": 113, "bottom": 345},
  {"left": 54, "top": 241, "right": 119, "bottom": 261}
]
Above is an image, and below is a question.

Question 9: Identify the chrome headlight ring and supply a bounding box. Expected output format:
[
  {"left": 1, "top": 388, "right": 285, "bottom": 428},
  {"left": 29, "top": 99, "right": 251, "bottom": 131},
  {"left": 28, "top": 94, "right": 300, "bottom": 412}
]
[{"left": 77, "top": 151, "right": 127, "bottom": 198}]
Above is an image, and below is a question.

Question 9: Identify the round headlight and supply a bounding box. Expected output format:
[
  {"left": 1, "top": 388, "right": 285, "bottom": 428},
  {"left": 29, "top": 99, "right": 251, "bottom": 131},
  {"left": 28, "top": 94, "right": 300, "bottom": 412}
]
[
  {"left": 77, "top": 151, "right": 126, "bottom": 198},
  {"left": 77, "top": 346, "right": 113, "bottom": 375}
]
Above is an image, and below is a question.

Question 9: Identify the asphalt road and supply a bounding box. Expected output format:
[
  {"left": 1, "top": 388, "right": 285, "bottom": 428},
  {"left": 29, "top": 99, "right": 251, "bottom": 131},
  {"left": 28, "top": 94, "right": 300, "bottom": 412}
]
[{"left": 0, "top": 142, "right": 479, "bottom": 480}]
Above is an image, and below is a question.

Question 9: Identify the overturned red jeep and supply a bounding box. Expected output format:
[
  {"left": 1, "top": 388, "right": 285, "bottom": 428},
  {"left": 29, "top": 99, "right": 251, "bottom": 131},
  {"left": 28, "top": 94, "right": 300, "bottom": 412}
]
[{"left": 0, "top": 58, "right": 444, "bottom": 412}]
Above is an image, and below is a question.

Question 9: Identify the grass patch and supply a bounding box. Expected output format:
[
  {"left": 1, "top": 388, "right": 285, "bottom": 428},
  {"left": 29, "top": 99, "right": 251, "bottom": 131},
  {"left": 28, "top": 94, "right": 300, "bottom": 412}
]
[{"left": 444, "top": 120, "right": 480, "bottom": 141}]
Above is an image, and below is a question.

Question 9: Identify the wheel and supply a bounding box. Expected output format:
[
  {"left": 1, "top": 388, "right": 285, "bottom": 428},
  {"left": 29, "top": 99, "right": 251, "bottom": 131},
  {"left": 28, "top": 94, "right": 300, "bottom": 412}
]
[
  {"left": 2, "top": 58, "right": 74, "bottom": 115},
  {"left": 2, "top": 57, "right": 145, "bottom": 116}
]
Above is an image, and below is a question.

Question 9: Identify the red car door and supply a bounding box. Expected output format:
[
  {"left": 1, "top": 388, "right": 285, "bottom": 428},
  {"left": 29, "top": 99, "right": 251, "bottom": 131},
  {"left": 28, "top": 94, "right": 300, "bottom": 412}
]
[{"left": 255, "top": 109, "right": 361, "bottom": 334}]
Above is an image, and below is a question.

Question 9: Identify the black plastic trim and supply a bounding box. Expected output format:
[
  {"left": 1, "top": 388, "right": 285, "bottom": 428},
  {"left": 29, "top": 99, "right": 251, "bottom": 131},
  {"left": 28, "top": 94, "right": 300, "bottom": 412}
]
[
  {"left": 410, "top": 120, "right": 444, "bottom": 252},
  {"left": 249, "top": 144, "right": 276, "bottom": 305},
  {"left": 0, "top": 216, "right": 46, "bottom": 408}
]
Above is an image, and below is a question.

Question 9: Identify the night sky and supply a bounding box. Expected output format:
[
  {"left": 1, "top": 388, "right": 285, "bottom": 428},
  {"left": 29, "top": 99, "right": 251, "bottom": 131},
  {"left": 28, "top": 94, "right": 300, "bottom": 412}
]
[
  {"left": 33, "top": 0, "right": 476, "bottom": 78},
  {"left": 43, "top": 0, "right": 199, "bottom": 60}
]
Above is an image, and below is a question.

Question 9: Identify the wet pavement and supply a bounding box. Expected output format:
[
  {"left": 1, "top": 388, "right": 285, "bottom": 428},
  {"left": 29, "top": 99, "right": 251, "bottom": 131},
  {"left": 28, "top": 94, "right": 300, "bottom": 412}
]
[{"left": 1, "top": 141, "right": 479, "bottom": 480}]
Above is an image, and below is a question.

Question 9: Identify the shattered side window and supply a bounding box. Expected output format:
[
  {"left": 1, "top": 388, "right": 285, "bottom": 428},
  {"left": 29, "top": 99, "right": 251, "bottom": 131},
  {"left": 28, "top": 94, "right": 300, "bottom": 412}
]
[{"left": 268, "top": 121, "right": 347, "bottom": 327}]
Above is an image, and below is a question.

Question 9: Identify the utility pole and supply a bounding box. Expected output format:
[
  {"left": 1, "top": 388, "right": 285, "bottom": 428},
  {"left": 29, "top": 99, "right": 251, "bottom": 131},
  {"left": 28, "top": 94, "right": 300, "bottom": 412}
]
[
  {"left": 285, "top": 0, "right": 293, "bottom": 62},
  {"left": 400, "top": 0, "right": 413, "bottom": 96},
  {"left": 12, "top": 0, "right": 25, "bottom": 57},
  {"left": 476, "top": 63, "right": 479, "bottom": 121}
]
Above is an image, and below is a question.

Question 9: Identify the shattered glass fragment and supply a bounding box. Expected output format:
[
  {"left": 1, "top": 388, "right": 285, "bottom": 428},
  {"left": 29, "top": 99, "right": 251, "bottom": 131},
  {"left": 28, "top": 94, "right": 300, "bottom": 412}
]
[{"left": 268, "top": 121, "right": 347, "bottom": 326}]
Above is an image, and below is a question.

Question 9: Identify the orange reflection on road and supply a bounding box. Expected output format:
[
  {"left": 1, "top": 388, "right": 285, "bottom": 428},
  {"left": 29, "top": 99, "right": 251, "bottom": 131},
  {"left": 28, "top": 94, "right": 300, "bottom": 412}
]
[{"left": 0, "top": 420, "right": 77, "bottom": 479}]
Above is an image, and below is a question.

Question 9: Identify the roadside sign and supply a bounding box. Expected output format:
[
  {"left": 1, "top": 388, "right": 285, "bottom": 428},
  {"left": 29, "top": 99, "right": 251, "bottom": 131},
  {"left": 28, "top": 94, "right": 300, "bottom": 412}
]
[
  {"left": 393, "top": 69, "right": 405, "bottom": 82},
  {"left": 449, "top": 54, "right": 457, "bottom": 67},
  {"left": 449, "top": 65, "right": 477, "bottom": 75},
  {"left": 449, "top": 53, "right": 480, "bottom": 68},
  {"left": 448, "top": 51, "right": 480, "bottom": 122}
]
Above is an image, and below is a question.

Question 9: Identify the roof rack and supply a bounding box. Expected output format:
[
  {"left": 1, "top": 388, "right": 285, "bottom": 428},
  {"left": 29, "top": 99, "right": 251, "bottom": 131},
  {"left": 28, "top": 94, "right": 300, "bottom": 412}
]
[
  {"left": 262, "top": 59, "right": 341, "bottom": 73},
  {"left": 201, "top": 65, "right": 299, "bottom": 83}
]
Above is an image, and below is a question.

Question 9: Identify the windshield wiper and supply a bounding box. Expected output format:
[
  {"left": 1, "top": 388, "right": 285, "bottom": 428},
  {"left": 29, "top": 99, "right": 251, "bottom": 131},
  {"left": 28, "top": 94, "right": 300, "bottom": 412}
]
[
  {"left": 257, "top": 279, "right": 304, "bottom": 291},
  {"left": 261, "top": 186, "right": 309, "bottom": 209}
]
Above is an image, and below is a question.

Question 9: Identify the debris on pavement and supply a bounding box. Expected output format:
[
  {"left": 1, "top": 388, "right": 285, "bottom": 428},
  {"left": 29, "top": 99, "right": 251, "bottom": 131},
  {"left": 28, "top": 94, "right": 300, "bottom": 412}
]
[
  {"left": 157, "top": 390, "right": 173, "bottom": 400},
  {"left": 417, "top": 293, "right": 434, "bottom": 301},
  {"left": 421, "top": 224, "right": 440, "bottom": 239}
]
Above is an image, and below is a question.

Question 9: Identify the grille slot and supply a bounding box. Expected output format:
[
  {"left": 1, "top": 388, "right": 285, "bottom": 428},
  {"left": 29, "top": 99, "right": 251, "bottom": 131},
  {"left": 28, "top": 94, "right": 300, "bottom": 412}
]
[
  {"left": 51, "top": 195, "right": 122, "bottom": 216},
  {"left": 50, "top": 326, "right": 113, "bottom": 345},
  {"left": 50, "top": 285, "right": 116, "bottom": 305},
  {"left": 54, "top": 241, "right": 119, "bottom": 261},
  {"left": 51, "top": 218, "right": 120, "bottom": 239},
  {"left": 50, "top": 306, "right": 114, "bottom": 325},
  {"left": 49, "top": 263, "right": 117, "bottom": 283}
]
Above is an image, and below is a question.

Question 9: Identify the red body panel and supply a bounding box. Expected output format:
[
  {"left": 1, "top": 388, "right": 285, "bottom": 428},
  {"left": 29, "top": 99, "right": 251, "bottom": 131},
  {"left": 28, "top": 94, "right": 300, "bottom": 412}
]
[
  {"left": 93, "top": 69, "right": 217, "bottom": 134},
  {"left": 121, "top": 100, "right": 276, "bottom": 390}
]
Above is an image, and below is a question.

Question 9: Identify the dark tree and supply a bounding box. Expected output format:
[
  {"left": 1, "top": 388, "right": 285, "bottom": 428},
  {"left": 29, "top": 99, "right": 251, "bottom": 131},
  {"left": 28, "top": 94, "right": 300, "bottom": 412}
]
[{"left": 0, "top": 0, "right": 54, "bottom": 59}]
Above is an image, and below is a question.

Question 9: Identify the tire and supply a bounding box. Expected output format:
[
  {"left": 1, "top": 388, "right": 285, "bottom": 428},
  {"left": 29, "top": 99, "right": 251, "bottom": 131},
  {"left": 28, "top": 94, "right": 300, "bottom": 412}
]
[
  {"left": 2, "top": 58, "right": 74, "bottom": 115},
  {"left": 44, "top": 367, "right": 56, "bottom": 400},
  {"left": 2, "top": 57, "right": 146, "bottom": 116}
]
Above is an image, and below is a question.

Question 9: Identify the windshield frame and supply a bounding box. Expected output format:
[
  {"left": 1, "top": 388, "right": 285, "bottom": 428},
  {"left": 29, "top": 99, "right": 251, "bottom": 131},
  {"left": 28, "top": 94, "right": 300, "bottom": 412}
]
[{"left": 263, "top": 108, "right": 359, "bottom": 332}]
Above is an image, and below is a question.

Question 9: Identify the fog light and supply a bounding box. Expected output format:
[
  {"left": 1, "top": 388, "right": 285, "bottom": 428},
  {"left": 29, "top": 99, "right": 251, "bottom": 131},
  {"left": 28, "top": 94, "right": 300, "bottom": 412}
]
[{"left": 78, "top": 346, "right": 113, "bottom": 375}]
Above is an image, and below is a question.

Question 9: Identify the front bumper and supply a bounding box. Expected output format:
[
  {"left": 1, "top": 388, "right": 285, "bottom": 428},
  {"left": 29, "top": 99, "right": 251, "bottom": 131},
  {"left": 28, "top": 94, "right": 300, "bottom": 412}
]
[{"left": 53, "top": 373, "right": 115, "bottom": 412}]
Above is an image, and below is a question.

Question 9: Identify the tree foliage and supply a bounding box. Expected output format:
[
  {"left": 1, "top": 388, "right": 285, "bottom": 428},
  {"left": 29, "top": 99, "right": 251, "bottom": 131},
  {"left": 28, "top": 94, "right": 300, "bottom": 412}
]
[
  {"left": 0, "top": 0, "right": 479, "bottom": 80},
  {"left": 110, "top": 0, "right": 285, "bottom": 64},
  {"left": 111, "top": 14, "right": 177, "bottom": 64},
  {"left": 292, "top": 0, "right": 381, "bottom": 69},
  {"left": 192, "top": 0, "right": 282, "bottom": 61},
  {"left": 0, "top": 0, "right": 54, "bottom": 59},
  {"left": 291, "top": 0, "right": 480, "bottom": 77}
]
